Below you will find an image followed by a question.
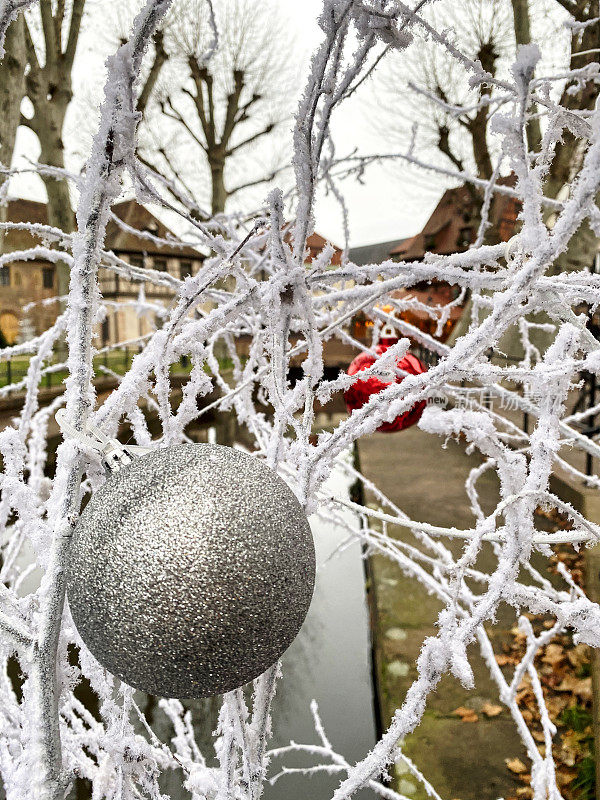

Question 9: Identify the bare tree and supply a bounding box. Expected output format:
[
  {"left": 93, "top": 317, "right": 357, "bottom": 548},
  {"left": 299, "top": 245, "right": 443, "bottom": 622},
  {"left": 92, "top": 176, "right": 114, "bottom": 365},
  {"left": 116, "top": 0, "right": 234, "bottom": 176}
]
[
  {"left": 543, "top": 0, "right": 600, "bottom": 272},
  {"left": 20, "top": 0, "right": 84, "bottom": 240},
  {"left": 140, "top": 0, "right": 297, "bottom": 215},
  {"left": 370, "top": 0, "right": 600, "bottom": 363},
  {"left": 0, "top": 13, "right": 27, "bottom": 253},
  {"left": 15, "top": 1, "right": 167, "bottom": 297},
  {"left": 374, "top": 0, "right": 600, "bottom": 256},
  {"left": 0, "top": 15, "right": 26, "bottom": 190},
  {"left": 544, "top": 0, "right": 600, "bottom": 201},
  {"left": 374, "top": 0, "right": 516, "bottom": 194}
]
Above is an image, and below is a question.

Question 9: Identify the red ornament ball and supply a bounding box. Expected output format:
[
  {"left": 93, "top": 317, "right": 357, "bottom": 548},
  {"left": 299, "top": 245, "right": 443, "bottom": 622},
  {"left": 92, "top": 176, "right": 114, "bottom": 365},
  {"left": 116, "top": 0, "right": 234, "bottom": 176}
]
[{"left": 343, "top": 339, "right": 427, "bottom": 432}]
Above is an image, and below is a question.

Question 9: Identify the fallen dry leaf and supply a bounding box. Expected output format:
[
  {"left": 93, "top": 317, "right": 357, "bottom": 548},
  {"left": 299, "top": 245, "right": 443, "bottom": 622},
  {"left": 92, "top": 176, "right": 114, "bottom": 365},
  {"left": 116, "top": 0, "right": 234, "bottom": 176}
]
[
  {"left": 517, "top": 674, "right": 532, "bottom": 691},
  {"left": 541, "top": 643, "right": 564, "bottom": 667},
  {"left": 567, "top": 643, "right": 591, "bottom": 671},
  {"left": 481, "top": 702, "right": 503, "bottom": 717},
  {"left": 453, "top": 706, "right": 478, "bottom": 722},
  {"left": 556, "top": 675, "right": 592, "bottom": 702},
  {"left": 506, "top": 758, "right": 528, "bottom": 775},
  {"left": 495, "top": 653, "right": 516, "bottom": 666},
  {"left": 560, "top": 728, "right": 593, "bottom": 768},
  {"left": 558, "top": 740, "right": 578, "bottom": 768},
  {"left": 516, "top": 687, "right": 534, "bottom": 705},
  {"left": 544, "top": 694, "right": 569, "bottom": 720},
  {"left": 516, "top": 788, "right": 533, "bottom": 799},
  {"left": 556, "top": 767, "right": 577, "bottom": 787}
]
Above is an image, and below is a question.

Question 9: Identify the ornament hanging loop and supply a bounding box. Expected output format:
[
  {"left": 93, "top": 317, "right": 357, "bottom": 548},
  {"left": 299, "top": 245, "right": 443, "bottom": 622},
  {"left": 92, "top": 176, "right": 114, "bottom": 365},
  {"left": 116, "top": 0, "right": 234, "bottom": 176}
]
[{"left": 55, "top": 409, "right": 150, "bottom": 473}]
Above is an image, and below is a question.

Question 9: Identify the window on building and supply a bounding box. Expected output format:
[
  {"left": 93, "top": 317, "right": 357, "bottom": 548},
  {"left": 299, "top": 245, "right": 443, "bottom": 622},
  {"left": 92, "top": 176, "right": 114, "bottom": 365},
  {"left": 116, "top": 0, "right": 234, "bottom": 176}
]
[
  {"left": 42, "top": 267, "right": 55, "bottom": 289},
  {"left": 179, "top": 259, "right": 193, "bottom": 279},
  {"left": 153, "top": 257, "right": 168, "bottom": 272},
  {"left": 458, "top": 227, "right": 473, "bottom": 248},
  {"left": 101, "top": 317, "right": 110, "bottom": 345},
  {"left": 129, "top": 254, "right": 144, "bottom": 268},
  {"left": 0, "top": 267, "right": 8, "bottom": 286}
]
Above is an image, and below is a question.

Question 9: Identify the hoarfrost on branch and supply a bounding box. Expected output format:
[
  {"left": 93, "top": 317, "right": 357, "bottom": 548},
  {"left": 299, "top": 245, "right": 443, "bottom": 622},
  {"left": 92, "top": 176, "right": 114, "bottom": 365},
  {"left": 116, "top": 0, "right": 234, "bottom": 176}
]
[{"left": 0, "top": 1, "right": 599, "bottom": 798}]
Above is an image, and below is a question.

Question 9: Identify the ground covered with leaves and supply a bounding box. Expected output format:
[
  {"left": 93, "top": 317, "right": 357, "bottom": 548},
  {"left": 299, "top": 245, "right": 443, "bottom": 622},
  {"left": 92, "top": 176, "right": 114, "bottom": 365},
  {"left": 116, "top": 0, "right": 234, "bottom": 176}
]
[
  {"left": 450, "top": 508, "right": 595, "bottom": 800},
  {"left": 493, "top": 511, "right": 593, "bottom": 800}
]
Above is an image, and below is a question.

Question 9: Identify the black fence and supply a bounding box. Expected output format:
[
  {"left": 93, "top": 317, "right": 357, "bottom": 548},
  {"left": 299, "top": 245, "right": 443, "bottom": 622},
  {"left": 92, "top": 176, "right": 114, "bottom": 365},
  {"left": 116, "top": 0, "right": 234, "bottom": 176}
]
[{"left": 0, "top": 346, "right": 150, "bottom": 395}]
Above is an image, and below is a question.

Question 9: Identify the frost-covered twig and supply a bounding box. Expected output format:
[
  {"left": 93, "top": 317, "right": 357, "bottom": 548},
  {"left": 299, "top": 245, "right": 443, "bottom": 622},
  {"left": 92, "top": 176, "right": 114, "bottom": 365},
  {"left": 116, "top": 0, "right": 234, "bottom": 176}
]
[{"left": 1, "top": 1, "right": 600, "bottom": 799}]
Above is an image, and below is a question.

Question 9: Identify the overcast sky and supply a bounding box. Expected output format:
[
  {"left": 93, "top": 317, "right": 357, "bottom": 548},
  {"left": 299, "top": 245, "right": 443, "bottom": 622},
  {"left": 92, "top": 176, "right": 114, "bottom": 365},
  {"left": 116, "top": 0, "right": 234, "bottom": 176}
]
[
  {"left": 284, "top": 0, "right": 445, "bottom": 247},
  {"left": 10, "top": 0, "right": 448, "bottom": 248}
]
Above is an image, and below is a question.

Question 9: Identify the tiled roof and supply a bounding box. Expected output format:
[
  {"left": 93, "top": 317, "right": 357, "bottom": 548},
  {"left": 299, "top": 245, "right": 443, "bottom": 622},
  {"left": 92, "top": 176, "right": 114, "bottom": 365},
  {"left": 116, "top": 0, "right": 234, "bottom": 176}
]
[
  {"left": 281, "top": 229, "right": 342, "bottom": 266},
  {"left": 305, "top": 232, "right": 342, "bottom": 265},
  {"left": 391, "top": 178, "right": 520, "bottom": 261},
  {"left": 349, "top": 238, "right": 408, "bottom": 265},
  {"left": 2, "top": 198, "right": 203, "bottom": 260},
  {"left": 106, "top": 200, "right": 202, "bottom": 258}
]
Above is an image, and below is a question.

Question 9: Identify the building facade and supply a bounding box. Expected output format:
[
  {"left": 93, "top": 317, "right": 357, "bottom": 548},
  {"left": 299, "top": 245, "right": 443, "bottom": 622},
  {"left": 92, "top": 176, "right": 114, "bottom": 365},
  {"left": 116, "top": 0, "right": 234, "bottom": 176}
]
[
  {"left": 348, "top": 182, "right": 521, "bottom": 342},
  {"left": 0, "top": 199, "right": 204, "bottom": 346}
]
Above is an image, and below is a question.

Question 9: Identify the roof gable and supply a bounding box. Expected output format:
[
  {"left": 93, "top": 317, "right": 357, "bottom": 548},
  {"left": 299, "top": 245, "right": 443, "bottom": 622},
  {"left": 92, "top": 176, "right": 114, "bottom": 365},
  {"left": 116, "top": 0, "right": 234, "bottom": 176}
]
[
  {"left": 2, "top": 198, "right": 202, "bottom": 260},
  {"left": 391, "top": 179, "right": 521, "bottom": 261}
]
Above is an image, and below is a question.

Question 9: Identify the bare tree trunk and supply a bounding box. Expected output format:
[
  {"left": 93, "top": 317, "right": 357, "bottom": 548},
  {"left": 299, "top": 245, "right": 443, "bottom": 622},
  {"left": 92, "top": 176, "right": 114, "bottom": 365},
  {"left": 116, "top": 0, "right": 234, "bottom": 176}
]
[
  {"left": 40, "top": 167, "right": 74, "bottom": 300},
  {"left": 545, "top": 149, "right": 599, "bottom": 276},
  {"left": 510, "top": 0, "right": 542, "bottom": 152},
  {"left": 469, "top": 110, "right": 493, "bottom": 181},
  {"left": 28, "top": 93, "right": 73, "bottom": 355},
  {"left": 209, "top": 158, "right": 235, "bottom": 346},
  {"left": 210, "top": 160, "right": 227, "bottom": 215},
  {"left": 511, "top": 0, "right": 531, "bottom": 47},
  {"left": 451, "top": 4, "right": 598, "bottom": 356},
  {"left": 23, "top": 6, "right": 77, "bottom": 316},
  {"left": 0, "top": 15, "right": 26, "bottom": 253},
  {"left": 553, "top": 207, "right": 599, "bottom": 275},
  {"left": 0, "top": 16, "right": 26, "bottom": 177},
  {"left": 36, "top": 96, "right": 75, "bottom": 306}
]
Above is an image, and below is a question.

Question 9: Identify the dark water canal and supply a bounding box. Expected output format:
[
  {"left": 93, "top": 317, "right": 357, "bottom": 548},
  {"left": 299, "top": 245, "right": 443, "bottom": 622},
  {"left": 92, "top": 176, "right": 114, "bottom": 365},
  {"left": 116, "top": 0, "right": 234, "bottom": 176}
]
[{"left": 18, "top": 411, "right": 377, "bottom": 800}]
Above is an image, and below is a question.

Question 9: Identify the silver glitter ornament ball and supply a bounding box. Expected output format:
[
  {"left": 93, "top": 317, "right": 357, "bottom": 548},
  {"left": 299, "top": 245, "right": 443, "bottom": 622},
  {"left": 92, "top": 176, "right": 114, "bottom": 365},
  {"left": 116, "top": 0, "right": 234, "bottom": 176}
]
[{"left": 67, "top": 443, "right": 315, "bottom": 698}]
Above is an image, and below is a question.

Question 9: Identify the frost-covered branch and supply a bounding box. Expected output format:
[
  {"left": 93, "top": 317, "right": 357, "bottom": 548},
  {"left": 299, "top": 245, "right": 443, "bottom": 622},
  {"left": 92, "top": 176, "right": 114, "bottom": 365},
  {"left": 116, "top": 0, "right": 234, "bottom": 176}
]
[{"left": 1, "top": 1, "right": 600, "bottom": 799}]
